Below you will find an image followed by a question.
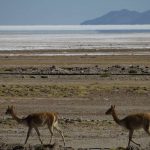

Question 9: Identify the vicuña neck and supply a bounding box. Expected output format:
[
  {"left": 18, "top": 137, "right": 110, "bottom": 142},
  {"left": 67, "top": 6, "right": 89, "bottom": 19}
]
[
  {"left": 112, "top": 109, "right": 121, "bottom": 125},
  {"left": 11, "top": 111, "right": 23, "bottom": 124}
]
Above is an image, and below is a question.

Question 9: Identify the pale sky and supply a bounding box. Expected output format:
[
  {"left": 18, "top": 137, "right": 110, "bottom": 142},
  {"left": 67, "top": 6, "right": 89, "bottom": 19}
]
[{"left": 0, "top": 0, "right": 149, "bottom": 25}]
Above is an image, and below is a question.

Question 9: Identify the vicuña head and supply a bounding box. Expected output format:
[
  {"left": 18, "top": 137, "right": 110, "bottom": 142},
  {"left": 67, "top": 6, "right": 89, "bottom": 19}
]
[
  {"left": 6, "top": 105, "right": 23, "bottom": 124},
  {"left": 5, "top": 105, "right": 65, "bottom": 146},
  {"left": 105, "top": 105, "right": 115, "bottom": 115},
  {"left": 105, "top": 105, "right": 150, "bottom": 148}
]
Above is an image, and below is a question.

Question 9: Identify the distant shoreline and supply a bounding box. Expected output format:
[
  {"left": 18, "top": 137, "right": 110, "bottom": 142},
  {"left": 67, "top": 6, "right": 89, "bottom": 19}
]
[
  {"left": 1, "top": 25, "right": 150, "bottom": 31},
  {"left": 0, "top": 48, "right": 150, "bottom": 56}
]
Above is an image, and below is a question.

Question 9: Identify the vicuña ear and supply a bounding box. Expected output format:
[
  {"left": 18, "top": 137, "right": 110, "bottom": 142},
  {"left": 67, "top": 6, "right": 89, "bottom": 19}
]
[
  {"left": 113, "top": 105, "right": 115, "bottom": 108},
  {"left": 11, "top": 105, "right": 13, "bottom": 109}
]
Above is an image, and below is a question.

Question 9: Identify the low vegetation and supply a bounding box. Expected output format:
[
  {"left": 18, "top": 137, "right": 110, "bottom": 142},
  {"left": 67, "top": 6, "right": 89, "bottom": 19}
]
[{"left": 0, "top": 83, "right": 149, "bottom": 98}]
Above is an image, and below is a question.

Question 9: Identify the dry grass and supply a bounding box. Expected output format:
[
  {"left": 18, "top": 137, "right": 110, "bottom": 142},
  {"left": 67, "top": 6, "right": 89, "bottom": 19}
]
[
  {"left": 0, "top": 55, "right": 150, "bottom": 67},
  {"left": 0, "top": 81, "right": 149, "bottom": 98}
]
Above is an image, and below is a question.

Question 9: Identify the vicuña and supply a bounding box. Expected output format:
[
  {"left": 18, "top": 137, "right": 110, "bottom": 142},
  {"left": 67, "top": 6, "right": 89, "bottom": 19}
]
[
  {"left": 105, "top": 105, "right": 150, "bottom": 147},
  {"left": 5, "top": 106, "right": 65, "bottom": 146}
]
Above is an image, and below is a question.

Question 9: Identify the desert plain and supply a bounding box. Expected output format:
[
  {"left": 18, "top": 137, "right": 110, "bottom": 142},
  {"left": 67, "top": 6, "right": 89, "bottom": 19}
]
[{"left": 0, "top": 50, "right": 150, "bottom": 150}]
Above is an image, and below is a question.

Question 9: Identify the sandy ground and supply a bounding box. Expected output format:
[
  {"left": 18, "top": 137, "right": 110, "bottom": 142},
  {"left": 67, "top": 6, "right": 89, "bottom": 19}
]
[
  {"left": 0, "top": 54, "right": 150, "bottom": 149},
  {"left": 1, "top": 93, "right": 150, "bottom": 149}
]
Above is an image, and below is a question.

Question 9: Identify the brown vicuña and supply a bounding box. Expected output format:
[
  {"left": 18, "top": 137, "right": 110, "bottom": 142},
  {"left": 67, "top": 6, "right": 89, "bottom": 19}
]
[
  {"left": 105, "top": 105, "right": 150, "bottom": 147},
  {"left": 5, "top": 106, "right": 65, "bottom": 146}
]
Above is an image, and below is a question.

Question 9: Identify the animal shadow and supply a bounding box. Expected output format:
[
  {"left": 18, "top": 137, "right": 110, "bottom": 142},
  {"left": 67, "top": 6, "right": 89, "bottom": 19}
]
[{"left": 12, "top": 143, "right": 56, "bottom": 150}]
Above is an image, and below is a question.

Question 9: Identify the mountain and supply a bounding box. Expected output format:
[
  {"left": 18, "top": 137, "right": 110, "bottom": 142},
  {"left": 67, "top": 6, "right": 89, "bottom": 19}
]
[{"left": 81, "top": 9, "right": 150, "bottom": 25}]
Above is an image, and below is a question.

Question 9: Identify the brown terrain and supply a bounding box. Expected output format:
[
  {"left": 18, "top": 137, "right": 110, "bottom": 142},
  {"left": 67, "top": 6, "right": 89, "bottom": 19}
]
[{"left": 0, "top": 52, "right": 150, "bottom": 150}]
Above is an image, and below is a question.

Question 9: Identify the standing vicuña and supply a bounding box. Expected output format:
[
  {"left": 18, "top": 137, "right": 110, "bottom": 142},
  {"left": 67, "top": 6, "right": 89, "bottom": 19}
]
[
  {"left": 105, "top": 105, "right": 150, "bottom": 147},
  {"left": 5, "top": 106, "right": 65, "bottom": 146}
]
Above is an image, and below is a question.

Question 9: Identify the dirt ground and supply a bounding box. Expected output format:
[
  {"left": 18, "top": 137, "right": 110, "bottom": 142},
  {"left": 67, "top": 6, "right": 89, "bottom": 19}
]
[{"left": 0, "top": 54, "right": 150, "bottom": 149}]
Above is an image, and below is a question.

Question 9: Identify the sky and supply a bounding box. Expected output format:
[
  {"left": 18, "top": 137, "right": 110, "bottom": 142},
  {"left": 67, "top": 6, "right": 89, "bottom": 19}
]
[{"left": 0, "top": 0, "right": 150, "bottom": 25}]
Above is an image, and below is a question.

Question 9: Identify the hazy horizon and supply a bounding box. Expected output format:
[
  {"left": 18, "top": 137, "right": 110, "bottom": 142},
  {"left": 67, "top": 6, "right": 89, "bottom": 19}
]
[{"left": 0, "top": 0, "right": 150, "bottom": 25}]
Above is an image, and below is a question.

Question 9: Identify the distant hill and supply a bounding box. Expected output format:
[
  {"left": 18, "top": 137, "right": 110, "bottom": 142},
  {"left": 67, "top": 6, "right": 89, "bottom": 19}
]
[{"left": 81, "top": 9, "right": 150, "bottom": 25}]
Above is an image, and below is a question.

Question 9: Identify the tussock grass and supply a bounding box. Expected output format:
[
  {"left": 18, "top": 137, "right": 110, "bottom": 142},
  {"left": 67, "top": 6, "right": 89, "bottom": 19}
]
[{"left": 0, "top": 83, "right": 149, "bottom": 98}]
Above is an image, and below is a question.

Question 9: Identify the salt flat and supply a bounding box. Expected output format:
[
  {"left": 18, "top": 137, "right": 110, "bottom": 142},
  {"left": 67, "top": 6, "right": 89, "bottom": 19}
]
[{"left": 0, "top": 25, "right": 150, "bottom": 51}]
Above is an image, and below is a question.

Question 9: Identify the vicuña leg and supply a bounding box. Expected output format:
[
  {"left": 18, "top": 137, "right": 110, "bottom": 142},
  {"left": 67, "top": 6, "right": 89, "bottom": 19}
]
[
  {"left": 48, "top": 125, "right": 54, "bottom": 144},
  {"left": 128, "top": 130, "right": 140, "bottom": 147},
  {"left": 24, "top": 127, "right": 32, "bottom": 145},
  {"left": 34, "top": 127, "right": 43, "bottom": 144},
  {"left": 54, "top": 122, "right": 65, "bottom": 146}
]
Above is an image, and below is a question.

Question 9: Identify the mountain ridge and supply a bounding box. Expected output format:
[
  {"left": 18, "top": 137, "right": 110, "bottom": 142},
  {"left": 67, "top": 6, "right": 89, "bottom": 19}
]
[{"left": 81, "top": 9, "right": 150, "bottom": 25}]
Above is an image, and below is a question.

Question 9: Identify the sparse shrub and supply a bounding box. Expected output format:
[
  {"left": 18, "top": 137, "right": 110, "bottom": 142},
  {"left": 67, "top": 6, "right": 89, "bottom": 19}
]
[
  {"left": 30, "top": 75, "right": 36, "bottom": 78},
  {"left": 2, "top": 84, "right": 6, "bottom": 87},
  {"left": 100, "top": 73, "right": 111, "bottom": 77},
  {"left": 41, "top": 75, "right": 48, "bottom": 78},
  {"left": 128, "top": 70, "right": 137, "bottom": 74},
  {"left": 4, "top": 68, "right": 14, "bottom": 72},
  {"left": 121, "top": 67, "right": 125, "bottom": 71}
]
